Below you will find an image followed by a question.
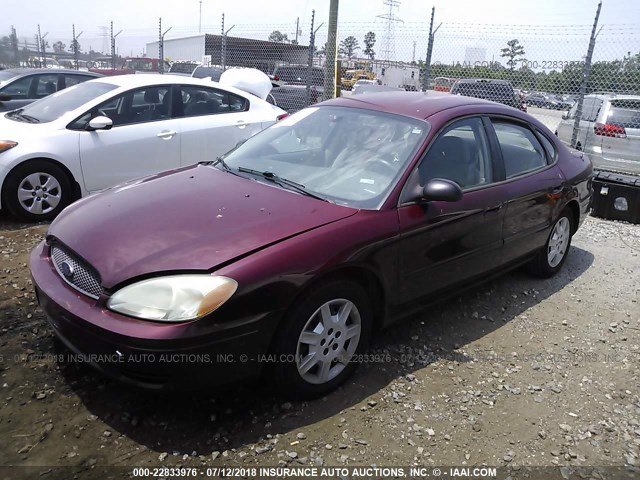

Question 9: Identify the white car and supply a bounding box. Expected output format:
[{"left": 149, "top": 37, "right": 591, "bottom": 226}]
[
  {"left": 556, "top": 94, "right": 640, "bottom": 174},
  {"left": 0, "top": 74, "right": 287, "bottom": 220}
]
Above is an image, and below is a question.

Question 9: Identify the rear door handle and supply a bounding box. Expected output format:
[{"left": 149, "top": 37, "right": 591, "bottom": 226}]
[{"left": 157, "top": 130, "right": 177, "bottom": 139}]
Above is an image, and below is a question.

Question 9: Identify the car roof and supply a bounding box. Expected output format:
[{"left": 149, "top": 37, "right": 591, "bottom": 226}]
[
  {"left": 454, "top": 78, "right": 512, "bottom": 84},
  {"left": 323, "top": 91, "right": 502, "bottom": 120},
  {"left": 1, "top": 68, "right": 101, "bottom": 76},
  {"left": 92, "top": 73, "right": 233, "bottom": 88}
]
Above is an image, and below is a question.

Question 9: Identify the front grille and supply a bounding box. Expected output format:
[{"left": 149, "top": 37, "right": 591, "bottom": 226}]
[{"left": 51, "top": 245, "right": 103, "bottom": 299}]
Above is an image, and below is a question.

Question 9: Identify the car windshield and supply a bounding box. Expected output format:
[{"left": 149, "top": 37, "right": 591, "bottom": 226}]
[
  {"left": 5, "top": 81, "right": 118, "bottom": 123},
  {"left": 0, "top": 71, "right": 19, "bottom": 85},
  {"left": 222, "top": 106, "right": 428, "bottom": 209}
]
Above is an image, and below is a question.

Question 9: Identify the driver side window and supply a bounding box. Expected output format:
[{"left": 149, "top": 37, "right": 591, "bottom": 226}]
[{"left": 417, "top": 117, "right": 492, "bottom": 190}]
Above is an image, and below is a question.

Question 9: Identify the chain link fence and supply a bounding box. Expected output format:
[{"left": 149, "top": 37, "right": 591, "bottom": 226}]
[{"left": 1, "top": 12, "right": 639, "bottom": 173}]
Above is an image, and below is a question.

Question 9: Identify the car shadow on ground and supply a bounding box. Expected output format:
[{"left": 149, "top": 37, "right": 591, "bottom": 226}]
[{"left": 53, "top": 246, "right": 594, "bottom": 458}]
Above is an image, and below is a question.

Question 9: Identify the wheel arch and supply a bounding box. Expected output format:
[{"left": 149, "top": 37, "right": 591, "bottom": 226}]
[
  {"left": 564, "top": 199, "right": 581, "bottom": 234},
  {"left": 268, "top": 264, "right": 388, "bottom": 356},
  {"left": 1, "top": 157, "right": 82, "bottom": 209}
]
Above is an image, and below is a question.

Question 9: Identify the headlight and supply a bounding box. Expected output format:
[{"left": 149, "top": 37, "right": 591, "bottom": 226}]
[
  {"left": 0, "top": 141, "right": 18, "bottom": 154},
  {"left": 107, "top": 275, "right": 238, "bottom": 322}
]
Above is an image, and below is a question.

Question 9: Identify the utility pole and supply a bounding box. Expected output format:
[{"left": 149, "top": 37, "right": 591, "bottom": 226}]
[
  {"left": 158, "top": 18, "right": 172, "bottom": 73},
  {"left": 295, "top": 17, "right": 300, "bottom": 44},
  {"left": 110, "top": 21, "right": 123, "bottom": 71},
  {"left": 423, "top": 6, "right": 441, "bottom": 92},
  {"left": 324, "top": 0, "right": 339, "bottom": 98},
  {"left": 571, "top": 1, "right": 602, "bottom": 149},
  {"left": 199, "top": 0, "right": 202, "bottom": 33},
  {"left": 10, "top": 26, "right": 19, "bottom": 67},
  {"left": 72, "top": 25, "right": 83, "bottom": 70},
  {"left": 221, "top": 14, "right": 235, "bottom": 71},
  {"left": 305, "top": 10, "right": 315, "bottom": 106}
]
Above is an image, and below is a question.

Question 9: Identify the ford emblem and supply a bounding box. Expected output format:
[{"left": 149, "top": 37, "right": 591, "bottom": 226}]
[{"left": 60, "top": 261, "right": 74, "bottom": 279}]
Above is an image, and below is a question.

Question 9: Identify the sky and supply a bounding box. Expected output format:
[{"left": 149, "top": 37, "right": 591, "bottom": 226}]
[{"left": 3, "top": 0, "right": 640, "bottom": 65}]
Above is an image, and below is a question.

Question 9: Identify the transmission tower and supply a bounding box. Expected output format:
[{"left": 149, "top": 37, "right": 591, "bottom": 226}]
[
  {"left": 98, "top": 25, "right": 109, "bottom": 54},
  {"left": 376, "top": 0, "right": 403, "bottom": 64}
]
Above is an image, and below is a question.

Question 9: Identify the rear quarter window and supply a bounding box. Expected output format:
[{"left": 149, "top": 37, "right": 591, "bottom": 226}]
[{"left": 607, "top": 100, "right": 640, "bottom": 129}]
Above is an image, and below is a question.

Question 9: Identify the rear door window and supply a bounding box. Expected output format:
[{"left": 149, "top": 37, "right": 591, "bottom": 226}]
[
  {"left": 491, "top": 121, "right": 548, "bottom": 179},
  {"left": 34, "top": 74, "right": 61, "bottom": 98},
  {"left": 179, "top": 86, "right": 247, "bottom": 117}
]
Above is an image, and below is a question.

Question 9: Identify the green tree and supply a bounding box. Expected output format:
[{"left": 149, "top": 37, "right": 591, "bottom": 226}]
[
  {"left": 53, "top": 41, "right": 66, "bottom": 53},
  {"left": 500, "top": 39, "right": 526, "bottom": 70},
  {"left": 339, "top": 36, "right": 359, "bottom": 59},
  {"left": 268, "top": 30, "right": 288, "bottom": 43},
  {"left": 363, "top": 31, "right": 376, "bottom": 60}
]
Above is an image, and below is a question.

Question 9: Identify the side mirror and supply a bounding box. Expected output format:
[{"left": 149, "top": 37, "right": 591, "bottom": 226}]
[
  {"left": 562, "top": 111, "right": 570, "bottom": 120},
  {"left": 87, "top": 116, "right": 113, "bottom": 131},
  {"left": 422, "top": 179, "right": 463, "bottom": 202},
  {"left": 0, "top": 93, "right": 11, "bottom": 101}
]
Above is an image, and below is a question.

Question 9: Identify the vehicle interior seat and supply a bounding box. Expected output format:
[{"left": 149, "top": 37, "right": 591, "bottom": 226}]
[
  {"left": 419, "top": 135, "right": 478, "bottom": 188},
  {"left": 184, "top": 91, "right": 210, "bottom": 116},
  {"left": 501, "top": 143, "right": 545, "bottom": 178},
  {"left": 206, "top": 98, "right": 222, "bottom": 114},
  {"left": 135, "top": 90, "right": 162, "bottom": 122},
  {"left": 44, "top": 81, "right": 57, "bottom": 95}
]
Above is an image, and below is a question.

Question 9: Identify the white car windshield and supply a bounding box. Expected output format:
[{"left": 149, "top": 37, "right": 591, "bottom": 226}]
[
  {"left": 5, "top": 81, "right": 118, "bottom": 124},
  {"left": 223, "top": 106, "right": 429, "bottom": 209}
]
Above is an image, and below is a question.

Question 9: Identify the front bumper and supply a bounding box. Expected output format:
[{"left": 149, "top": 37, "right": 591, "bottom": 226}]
[{"left": 30, "top": 241, "right": 282, "bottom": 390}]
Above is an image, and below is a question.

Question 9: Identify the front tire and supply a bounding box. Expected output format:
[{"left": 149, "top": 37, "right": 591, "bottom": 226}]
[
  {"left": 272, "top": 280, "right": 372, "bottom": 399},
  {"left": 3, "top": 161, "right": 73, "bottom": 221},
  {"left": 527, "top": 208, "right": 574, "bottom": 278}
]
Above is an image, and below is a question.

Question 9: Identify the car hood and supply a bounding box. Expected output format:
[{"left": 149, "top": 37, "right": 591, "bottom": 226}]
[
  {"left": 0, "top": 115, "right": 59, "bottom": 139},
  {"left": 47, "top": 165, "right": 357, "bottom": 289}
]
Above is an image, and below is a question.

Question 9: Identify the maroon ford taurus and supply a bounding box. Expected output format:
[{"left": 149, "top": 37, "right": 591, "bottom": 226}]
[{"left": 30, "top": 92, "right": 592, "bottom": 397}]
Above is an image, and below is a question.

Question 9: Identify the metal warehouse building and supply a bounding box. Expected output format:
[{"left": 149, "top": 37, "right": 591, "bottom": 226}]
[{"left": 146, "top": 34, "right": 310, "bottom": 73}]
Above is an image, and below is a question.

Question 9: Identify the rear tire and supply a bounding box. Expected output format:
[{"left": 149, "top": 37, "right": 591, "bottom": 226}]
[
  {"left": 527, "top": 208, "right": 574, "bottom": 278},
  {"left": 271, "top": 280, "right": 372, "bottom": 399},
  {"left": 3, "top": 160, "right": 73, "bottom": 222}
]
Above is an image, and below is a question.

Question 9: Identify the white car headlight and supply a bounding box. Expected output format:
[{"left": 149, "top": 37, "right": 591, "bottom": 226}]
[
  {"left": 0, "top": 141, "right": 18, "bottom": 154},
  {"left": 107, "top": 275, "right": 237, "bottom": 322}
]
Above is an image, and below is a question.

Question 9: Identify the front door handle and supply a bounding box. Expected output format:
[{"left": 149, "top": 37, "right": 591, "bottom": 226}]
[
  {"left": 235, "top": 120, "right": 247, "bottom": 129},
  {"left": 157, "top": 130, "right": 177, "bottom": 139}
]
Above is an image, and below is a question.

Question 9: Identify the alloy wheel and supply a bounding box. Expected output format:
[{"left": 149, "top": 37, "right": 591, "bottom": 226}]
[
  {"left": 295, "top": 298, "right": 361, "bottom": 385},
  {"left": 17, "top": 172, "right": 62, "bottom": 215},
  {"left": 548, "top": 217, "right": 570, "bottom": 268}
]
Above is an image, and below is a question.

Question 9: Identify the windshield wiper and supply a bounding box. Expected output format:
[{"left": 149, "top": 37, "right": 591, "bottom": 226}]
[
  {"left": 6, "top": 109, "right": 40, "bottom": 123},
  {"left": 237, "top": 167, "right": 331, "bottom": 203}
]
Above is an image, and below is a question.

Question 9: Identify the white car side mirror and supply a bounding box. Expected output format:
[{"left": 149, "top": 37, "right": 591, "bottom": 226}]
[{"left": 88, "top": 116, "right": 113, "bottom": 131}]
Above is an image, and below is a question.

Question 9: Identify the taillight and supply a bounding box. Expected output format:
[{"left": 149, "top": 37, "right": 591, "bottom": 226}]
[
  {"left": 594, "top": 123, "right": 626, "bottom": 138},
  {"left": 276, "top": 113, "right": 289, "bottom": 122},
  {"left": 273, "top": 75, "right": 279, "bottom": 81}
]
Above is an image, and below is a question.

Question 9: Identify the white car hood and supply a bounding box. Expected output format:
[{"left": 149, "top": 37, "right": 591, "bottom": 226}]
[
  {"left": 0, "top": 115, "right": 58, "bottom": 141},
  {"left": 219, "top": 68, "right": 272, "bottom": 100}
]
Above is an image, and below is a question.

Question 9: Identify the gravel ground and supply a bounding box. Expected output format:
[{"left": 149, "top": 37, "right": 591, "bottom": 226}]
[{"left": 0, "top": 212, "right": 638, "bottom": 479}]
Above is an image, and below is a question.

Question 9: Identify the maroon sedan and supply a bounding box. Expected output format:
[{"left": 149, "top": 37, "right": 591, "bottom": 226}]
[{"left": 30, "top": 92, "right": 592, "bottom": 397}]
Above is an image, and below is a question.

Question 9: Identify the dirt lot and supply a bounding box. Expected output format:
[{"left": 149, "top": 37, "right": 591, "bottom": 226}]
[{"left": 0, "top": 211, "right": 638, "bottom": 479}]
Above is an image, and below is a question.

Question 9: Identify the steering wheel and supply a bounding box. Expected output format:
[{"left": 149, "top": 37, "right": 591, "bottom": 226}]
[
  {"left": 97, "top": 109, "right": 108, "bottom": 117},
  {"left": 364, "top": 158, "right": 396, "bottom": 174}
]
